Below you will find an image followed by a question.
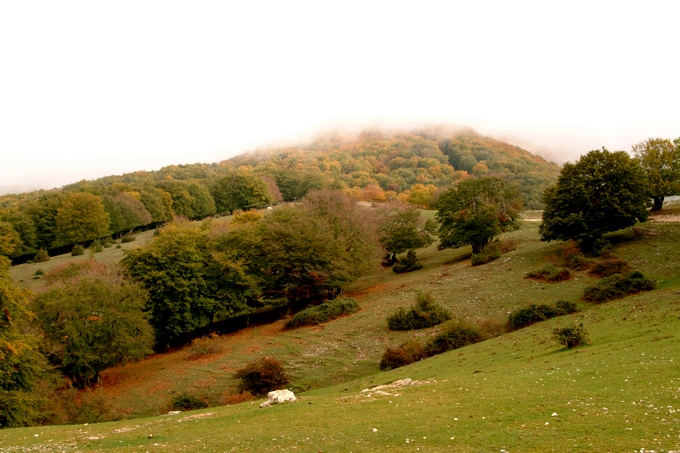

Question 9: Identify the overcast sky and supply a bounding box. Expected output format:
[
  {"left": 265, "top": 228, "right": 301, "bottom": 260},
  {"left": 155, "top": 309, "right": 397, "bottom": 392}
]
[{"left": 1, "top": 1, "right": 679, "bottom": 195}]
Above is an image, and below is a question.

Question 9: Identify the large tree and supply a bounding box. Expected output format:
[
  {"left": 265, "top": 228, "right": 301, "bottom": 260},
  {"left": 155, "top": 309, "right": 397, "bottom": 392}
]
[
  {"left": 32, "top": 262, "right": 154, "bottom": 387},
  {"left": 436, "top": 177, "right": 522, "bottom": 254},
  {"left": 102, "top": 192, "right": 153, "bottom": 235},
  {"left": 376, "top": 202, "right": 437, "bottom": 264},
  {"left": 540, "top": 149, "right": 648, "bottom": 253},
  {"left": 212, "top": 171, "right": 273, "bottom": 214},
  {"left": 632, "top": 137, "right": 680, "bottom": 211},
  {"left": 54, "top": 192, "right": 110, "bottom": 246},
  {"left": 0, "top": 257, "right": 54, "bottom": 427}
]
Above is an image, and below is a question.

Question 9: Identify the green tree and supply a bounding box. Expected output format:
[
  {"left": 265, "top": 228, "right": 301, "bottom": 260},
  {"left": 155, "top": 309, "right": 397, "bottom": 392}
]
[
  {"left": 32, "top": 262, "right": 154, "bottom": 387},
  {"left": 540, "top": 149, "right": 648, "bottom": 253},
  {"left": 0, "top": 221, "right": 22, "bottom": 258},
  {"left": 436, "top": 177, "right": 521, "bottom": 254},
  {"left": 632, "top": 137, "right": 680, "bottom": 211},
  {"left": 54, "top": 192, "right": 110, "bottom": 246},
  {"left": 0, "top": 257, "right": 54, "bottom": 427},
  {"left": 158, "top": 181, "right": 215, "bottom": 219},
  {"left": 102, "top": 193, "right": 153, "bottom": 234},
  {"left": 212, "top": 171, "right": 273, "bottom": 214},
  {"left": 1, "top": 210, "right": 38, "bottom": 258},
  {"left": 23, "top": 193, "right": 64, "bottom": 250},
  {"left": 376, "top": 202, "right": 436, "bottom": 264},
  {"left": 122, "top": 221, "right": 253, "bottom": 347}
]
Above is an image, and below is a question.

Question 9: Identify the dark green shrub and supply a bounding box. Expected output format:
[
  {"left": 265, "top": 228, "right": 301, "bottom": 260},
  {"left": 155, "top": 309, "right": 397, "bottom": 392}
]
[
  {"left": 26, "top": 260, "right": 34, "bottom": 264},
  {"left": 34, "top": 268, "right": 44, "bottom": 276},
  {"left": 553, "top": 322, "right": 590, "bottom": 348},
  {"left": 121, "top": 234, "right": 136, "bottom": 243},
  {"left": 235, "top": 357, "right": 291, "bottom": 396},
  {"left": 286, "top": 297, "right": 360, "bottom": 329},
  {"left": 507, "top": 300, "right": 578, "bottom": 330},
  {"left": 587, "top": 257, "right": 630, "bottom": 277},
  {"left": 424, "top": 321, "right": 484, "bottom": 356},
  {"left": 115, "top": 244, "right": 122, "bottom": 249},
  {"left": 102, "top": 237, "right": 114, "bottom": 248},
  {"left": 470, "top": 243, "right": 501, "bottom": 266},
  {"left": 171, "top": 392, "right": 208, "bottom": 410},
  {"left": 392, "top": 249, "right": 423, "bottom": 274},
  {"left": 583, "top": 271, "right": 655, "bottom": 303},
  {"left": 387, "top": 292, "right": 451, "bottom": 330},
  {"left": 91, "top": 239, "right": 103, "bottom": 253},
  {"left": 526, "top": 264, "right": 571, "bottom": 282},
  {"left": 379, "top": 340, "right": 426, "bottom": 370},
  {"left": 71, "top": 244, "right": 84, "bottom": 256},
  {"left": 33, "top": 248, "right": 50, "bottom": 263},
  {"left": 564, "top": 253, "right": 593, "bottom": 271}
]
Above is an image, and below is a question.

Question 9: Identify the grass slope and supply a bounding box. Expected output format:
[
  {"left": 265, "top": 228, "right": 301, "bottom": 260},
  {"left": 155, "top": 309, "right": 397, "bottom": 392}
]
[{"left": 3, "top": 217, "right": 680, "bottom": 451}]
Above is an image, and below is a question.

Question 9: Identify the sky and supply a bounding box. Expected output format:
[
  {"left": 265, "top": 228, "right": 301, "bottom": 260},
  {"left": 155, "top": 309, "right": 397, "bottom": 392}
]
[{"left": 1, "top": 1, "right": 679, "bottom": 195}]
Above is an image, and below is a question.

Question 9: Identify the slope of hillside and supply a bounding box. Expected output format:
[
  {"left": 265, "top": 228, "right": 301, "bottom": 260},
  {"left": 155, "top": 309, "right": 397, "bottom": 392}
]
[{"left": 4, "top": 217, "right": 678, "bottom": 451}]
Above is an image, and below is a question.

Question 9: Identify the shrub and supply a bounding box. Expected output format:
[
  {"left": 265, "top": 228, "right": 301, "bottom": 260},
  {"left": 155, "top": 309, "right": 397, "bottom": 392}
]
[
  {"left": 91, "top": 239, "right": 103, "bottom": 253},
  {"left": 498, "top": 239, "right": 518, "bottom": 254},
  {"left": 564, "top": 253, "right": 593, "bottom": 271},
  {"left": 582, "top": 271, "right": 655, "bottom": 303},
  {"left": 33, "top": 248, "right": 50, "bottom": 263},
  {"left": 116, "top": 244, "right": 122, "bottom": 249},
  {"left": 386, "top": 292, "right": 451, "bottom": 330},
  {"left": 34, "top": 268, "right": 44, "bottom": 276},
  {"left": 286, "top": 297, "right": 360, "bottom": 329},
  {"left": 71, "top": 244, "right": 84, "bottom": 256},
  {"left": 220, "top": 391, "right": 254, "bottom": 406},
  {"left": 392, "top": 249, "right": 423, "bottom": 274},
  {"left": 52, "top": 385, "right": 115, "bottom": 425},
  {"left": 587, "top": 257, "right": 630, "bottom": 278},
  {"left": 525, "top": 264, "right": 571, "bottom": 282},
  {"left": 379, "top": 340, "right": 426, "bottom": 370},
  {"left": 470, "top": 243, "right": 501, "bottom": 266},
  {"left": 553, "top": 322, "right": 590, "bottom": 348},
  {"left": 121, "top": 234, "right": 136, "bottom": 243},
  {"left": 185, "top": 333, "right": 223, "bottom": 360},
  {"left": 102, "top": 237, "right": 114, "bottom": 247},
  {"left": 171, "top": 392, "right": 208, "bottom": 410},
  {"left": 423, "top": 321, "right": 484, "bottom": 356},
  {"left": 507, "top": 300, "right": 579, "bottom": 330},
  {"left": 234, "top": 357, "right": 290, "bottom": 396}
]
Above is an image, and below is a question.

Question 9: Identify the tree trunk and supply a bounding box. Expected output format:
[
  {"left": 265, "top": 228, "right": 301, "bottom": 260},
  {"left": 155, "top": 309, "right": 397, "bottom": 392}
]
[{"left": 651, "top": 196, "right": 664, "bottom": 211}]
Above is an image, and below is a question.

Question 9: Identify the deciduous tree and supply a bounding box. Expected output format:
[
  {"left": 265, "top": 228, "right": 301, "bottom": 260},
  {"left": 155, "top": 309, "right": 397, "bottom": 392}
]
[
  {"left": 632, "top": 137, "right": 680, "bottom": 211},
  {"left": 54, "top": 192, "right": 110, "bottom": 246}
]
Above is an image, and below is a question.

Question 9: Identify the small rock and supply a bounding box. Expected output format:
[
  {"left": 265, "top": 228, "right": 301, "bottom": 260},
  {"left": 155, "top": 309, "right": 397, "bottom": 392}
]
[
  {"left": 148, "top": 434, "right": 154, "bottom": 439},
  {"left": 552, "top": 412, "right": 558, "bottom": 416},
  {"left": 167, "top": 411, "right": 181, "bottom": 415},
  {"left": 545, "top": 422, "right": 549, "bottom": 425},
  {"left": 260, "top": 389, "right": 296, "bottom": 408},
  {"left": 372, "top": 428, "right": 377, "bottom": 432},
  {"left": 34, "top": 434, "right": 38, "bottom": 437}
]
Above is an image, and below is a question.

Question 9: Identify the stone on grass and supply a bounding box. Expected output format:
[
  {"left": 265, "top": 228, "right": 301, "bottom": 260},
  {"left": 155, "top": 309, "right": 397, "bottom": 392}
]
[{"left": 260, "top": 389, "right": 296, "bottom": 408}]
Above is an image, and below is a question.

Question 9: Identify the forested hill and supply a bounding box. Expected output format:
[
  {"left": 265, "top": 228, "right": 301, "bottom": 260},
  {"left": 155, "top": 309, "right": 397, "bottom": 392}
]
[
  {"left": 230, "top": 126, "right": 560, "bottom": 208},
  {"left": 0, "top": 126, "right": 559, "bottom": 262}
]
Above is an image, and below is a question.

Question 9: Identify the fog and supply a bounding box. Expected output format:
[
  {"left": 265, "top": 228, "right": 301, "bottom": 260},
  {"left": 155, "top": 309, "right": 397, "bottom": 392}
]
[{"left": 1, "top": 2, "right": 679, "bottom": 195}]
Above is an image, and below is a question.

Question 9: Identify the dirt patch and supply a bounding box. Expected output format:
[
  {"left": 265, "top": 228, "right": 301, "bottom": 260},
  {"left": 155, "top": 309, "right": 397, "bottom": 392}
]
[
  {"left": 346, "top": 283, "right": 391, "bottom": 299},
  {"left": 650, "top": 215, "right": 680, "bottom": 222}
]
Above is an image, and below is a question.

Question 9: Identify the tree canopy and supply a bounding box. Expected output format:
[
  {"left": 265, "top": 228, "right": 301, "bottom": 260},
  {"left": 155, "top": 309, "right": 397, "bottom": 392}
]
[
  {"left": 376, "top": 202, "right": 437, "bottom": 264},
  {"left": 436, "top": 177, "right": 522, "bottom": 254},
  {"left": 540, "top": 149, "right": 649, "bottom": 253},
  {"left": 632, "top": 137, "right": 680, "bottom": 211},
  {"left": 54, "top": 192, "right": 110, "bottom": 246}
]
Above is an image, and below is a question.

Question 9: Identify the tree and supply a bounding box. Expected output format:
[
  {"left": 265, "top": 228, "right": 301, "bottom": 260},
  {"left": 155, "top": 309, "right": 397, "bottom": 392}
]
[
  {"left": 54, "top": 192, "right": 110, "bottom": 246},
  {"left": 32, "top": 262, "right": 154, "bottom": 387},
  {"left": 632, "top": 137, "right": 680, "bottom": 211},
  {"left": 540, "top": 149, "right": 648, "bottom": 253},
  {"left": 212, "top": 171, "right": 273, "bottom": 214},
  {"left": 0, "top": 257, "right": 54, "bottom": 427},
  {"left": 122, "top": 221, "right": 254, "bottom": 347},
  {"left": 436, "top": 177, "right": 521, "bottom": 254},
  {"left": 158, "top": 181, "right": 216, "bottom": 219},
  {"left": 102, "top": 193, "right": 153, "bottom": 235},
  {"left": 0, "top": 221, "right": 22, "bottom": 258},
  {"left": 376, "top": 202, "right": 436, "bottom": 265}
]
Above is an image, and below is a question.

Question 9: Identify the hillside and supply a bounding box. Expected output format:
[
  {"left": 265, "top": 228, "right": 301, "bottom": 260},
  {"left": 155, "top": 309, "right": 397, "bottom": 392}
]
[
  {"left": 0, "top": 126, "right": 559, "bottom": 263},
  {"left": 4, "top": 213, "right": 679, "bottom": 451}
]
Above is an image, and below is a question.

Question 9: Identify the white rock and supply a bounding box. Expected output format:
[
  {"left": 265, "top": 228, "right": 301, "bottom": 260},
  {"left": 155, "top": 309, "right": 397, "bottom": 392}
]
[
  {"left": 260, "top": 389, "right": 296, "bottom": 408},
  {"left": 552, "top": 412, "right": 558, "bottom": 416},
  {"left": 167, "top": 411, "right": 181, "bottom": 415}
]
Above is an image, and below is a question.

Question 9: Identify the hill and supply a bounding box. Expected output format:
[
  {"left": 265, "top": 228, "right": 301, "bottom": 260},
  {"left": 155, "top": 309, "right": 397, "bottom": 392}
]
[
  {"left": 0, "top": 126, "right": 559, "bottom": 263},
  {"left": 4, "top": 212, "right": 679, "bottom": 450}
]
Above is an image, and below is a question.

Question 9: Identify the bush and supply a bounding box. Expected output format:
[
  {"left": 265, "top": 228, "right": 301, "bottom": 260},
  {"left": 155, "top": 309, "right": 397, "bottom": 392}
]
[
  {"left": 507, "top": 300, "right": 578, "bottom": 330},
  {"left": 386, "top": 292, "right": 451, "bottom": 330},
  {"left": 71, "top": 244, "right": 84, "bottom": 256},
  {"left": 587, "top": 257, "right": 630, "bottom": 277},
  {"left": 171, "top": 392, "right": 208, "bottom": 410},
  {"left": 52, "top": 385, "right": 115, "bottom": 425},
  {"left": 470, "top": 243, "right": 501, "bottom": 266},
  {"left": 91, "top": 239, "right": 103, "bottom": 253},
  {"left": 379, "top": 340, "right": 426, "bottom": 370},
  {"left": 553, "top": 322, "right": 590, "bottom": 348},
  {"left": 392, "top": 249, "right": 423, "bottom": 274},
  {"left": 115, "top": 244, "right": 122, "bottom": 249},
  {"left": 102, "top": 237, "right": 114, "bottom": 248},
  {"left": 234, "top": 357, "right": 291, "bottom": 396},
  {"left": 286, "top": 297, "right": 360, "bottom": 329},
  {"left": 498, "top": 239, "right": 518, "bottom": 254},
  {"left": 121, "top": 234, "right": 136, "bottom": 243},
  {"left": 564, "top": 253, "right": 593, "bottom": 271},
  {"left": 185, "top": 333, "right": 223, "bottom": 360},
  {"left": 34, "top": 268, "right": 44, "bottom": 276},
  {"left": 525, "top": 264, "right": 571, "bottom": 282},
  {"left": 582, "top": 271, "right": 655, "bottom": 303},
  {"left": 423, "top": 321, "right": 484, "bottom": 356},
  {"left": 33, "top": 248, "right": 50, "bottom": 263}
]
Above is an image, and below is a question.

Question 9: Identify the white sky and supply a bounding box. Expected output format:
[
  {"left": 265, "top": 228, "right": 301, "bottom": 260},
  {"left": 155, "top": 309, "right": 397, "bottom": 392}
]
[{"left": 1, "top": 1, "right": 679, "bottom": 195}]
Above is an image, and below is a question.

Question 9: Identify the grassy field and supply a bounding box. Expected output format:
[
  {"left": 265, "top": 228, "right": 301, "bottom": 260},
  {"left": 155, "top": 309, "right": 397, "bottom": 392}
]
[{"left": 3, "top": 213, "right": 680, "bottom": 451}]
